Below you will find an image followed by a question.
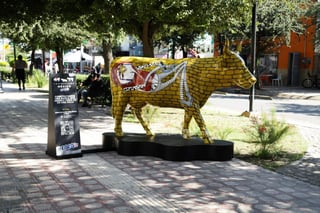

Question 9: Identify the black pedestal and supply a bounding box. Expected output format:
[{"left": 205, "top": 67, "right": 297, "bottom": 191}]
[{"left": 101, "top": 132, "right": 233, "bottom": 161}]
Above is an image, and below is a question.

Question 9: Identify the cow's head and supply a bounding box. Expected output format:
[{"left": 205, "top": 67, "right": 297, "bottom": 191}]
[{"left": 223, "top": 41, "right": 256, "bottom": 89}]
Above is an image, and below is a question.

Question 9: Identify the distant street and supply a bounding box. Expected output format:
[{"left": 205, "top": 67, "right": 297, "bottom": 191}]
[{"left": 207, "top": 93, "right": 320, "bottom": 129}]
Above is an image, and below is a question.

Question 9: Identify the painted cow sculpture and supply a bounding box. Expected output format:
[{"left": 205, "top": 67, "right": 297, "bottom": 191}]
[{"left": 110, "top": 45, "right": 256, "bottom": 144}]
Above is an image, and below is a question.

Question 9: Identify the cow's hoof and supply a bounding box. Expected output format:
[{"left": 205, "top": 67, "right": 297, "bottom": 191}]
[
  {"left": 182, "top": 135, "right": 191, "bottom": 139},
  {"left": 203, "top": 138, "right": 213, "bottom": 144},
  {"left": 114, "top": 130, "right": 123, "bottom": 137},
  {"left": 146, "top": 131, "right": 154, "bottom": 136},
  {"left": 182, "top": 129, "right": 190, "bottom": 139}
]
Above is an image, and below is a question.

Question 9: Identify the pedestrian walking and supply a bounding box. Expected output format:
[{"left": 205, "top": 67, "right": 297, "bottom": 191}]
[{"left": 13, "top": 55, "right": 27, "bottom": 90}]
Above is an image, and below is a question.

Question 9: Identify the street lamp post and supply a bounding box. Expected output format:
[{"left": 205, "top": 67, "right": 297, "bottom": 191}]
[{"left": 249, "top": 0, "right": 257, "bottom": 112}]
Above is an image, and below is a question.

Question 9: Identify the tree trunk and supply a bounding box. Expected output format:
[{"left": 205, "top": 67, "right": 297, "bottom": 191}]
[
  {"left": 141, "top": 21, "right": 154, "bottom": 57},
  {"left": 182, "top": 45, "right": 188, "bottom": 58},
  {"left": 29, "top": 49, "right": 35, "bottom": 75},
  {"left": 171, "top": 40, "right": 175, "bottom": 59},
  {"left": 42, "top": 49, "right": 46, "bottom": 74},
  {"left": 102, "top": 39, "right": 113, "bottom": 74},
  {"left": 55, "top": 47, "right": 64, "bottom": 73}
]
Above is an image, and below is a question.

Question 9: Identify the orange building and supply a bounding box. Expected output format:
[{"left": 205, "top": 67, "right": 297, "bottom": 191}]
[
  {"left": 213, "top": 17, "right": 318, "bottom": 87},
  {"left": 275, "top": 20, "right": 317, "bottom": 86}
]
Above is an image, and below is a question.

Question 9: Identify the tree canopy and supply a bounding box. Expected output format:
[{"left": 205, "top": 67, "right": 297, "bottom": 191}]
[
  {"left": 217, "top": 0, "right": 313, "bottom": 56},
  {"left": 306, "top": 0, "right": 320, "bottom": 53},
  {"left": 0, "top": 0, "right": 316, "bottom": 65}
]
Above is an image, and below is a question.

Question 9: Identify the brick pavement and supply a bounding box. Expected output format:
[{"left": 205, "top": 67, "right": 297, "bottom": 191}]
[
  {"left": 276, "top": 126, "right": 320, "bottom": 186},
  {"left": 1, "top": 82, "right": 320, "bottom": 212}
]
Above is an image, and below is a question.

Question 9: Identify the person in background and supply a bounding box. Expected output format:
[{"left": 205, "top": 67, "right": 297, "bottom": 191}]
[
  {"left": 78, "top": 64, "right": 105, "bottom": 107},
  {"left": 78, "top": 71, "right": 96, "bottom": 106},
  {"left": 53, "top": 61, "right": 59, "bottom": 73},
  {"left": 86, "top": 73, "right": 104, "bottom": 101},
  {"left": 14, "top": 55, "right": 28, "bottom": 90}
]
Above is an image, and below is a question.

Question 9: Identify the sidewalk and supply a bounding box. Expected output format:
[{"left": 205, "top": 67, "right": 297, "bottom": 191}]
[
  {"left": 0, "top": 82, "right": 320, "bottom": 213},
  {"left": 228, "top": 85, "right": 320, "bottom": 101},
  {"left": 256, "top": 86, "right": 320, "bottom": 101}
]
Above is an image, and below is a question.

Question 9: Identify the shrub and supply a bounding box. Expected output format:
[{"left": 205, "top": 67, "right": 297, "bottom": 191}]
[
  {"left": 28, "top": 69, "right": 48, "bottom": 88},
  {"left": 245, "top": 111, "right": 291, "bottom": 159},
  {"left": 0, "top": 66, "right": 13, "bottom": 80},
  {"left": 0, "top": 61, "right": 9, "bottom": 67},
  {"left": 142, "top": 105, "right": 159, "bottom": 125},
  {"left": 215, "top": 126, "right": 234, "bottom": 140}
]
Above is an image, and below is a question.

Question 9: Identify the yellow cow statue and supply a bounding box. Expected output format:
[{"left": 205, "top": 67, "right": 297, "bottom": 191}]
[{"left": 110, "top": 44, "right": 256, "bottom": 144}]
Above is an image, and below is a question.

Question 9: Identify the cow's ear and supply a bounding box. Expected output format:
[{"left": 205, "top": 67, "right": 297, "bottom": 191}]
[{"left": 223, "top": 39, "right": 231, "bottom": 55}]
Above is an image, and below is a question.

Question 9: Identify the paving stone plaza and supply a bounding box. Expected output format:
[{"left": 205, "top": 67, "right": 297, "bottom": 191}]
[{"left": 0, "top": 82, "right": 320, "bottom": 213}]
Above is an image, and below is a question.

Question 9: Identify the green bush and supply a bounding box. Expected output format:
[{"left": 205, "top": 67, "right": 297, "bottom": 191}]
[
  {"left": 215, "top": 126, "right": 234, "bottom": 140},
  {"left": 0, "top": 67, "right": 13, "bottom": 80},
  {"left": 28, "top": 69, "right": 48, "bottom": 88},
  {"left": 9, "top": 59, "right": 15, "bottom": 68},
  {"left": 0, "top": 61, "right": 9, "bottom": 67},
  {"left": 245, "top": 111, "right": 291, "bottom": 159}
]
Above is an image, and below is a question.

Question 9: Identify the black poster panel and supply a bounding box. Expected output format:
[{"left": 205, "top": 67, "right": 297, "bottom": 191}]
[{"left": 47, "top": 73, "right": 82, "bottom": 158}]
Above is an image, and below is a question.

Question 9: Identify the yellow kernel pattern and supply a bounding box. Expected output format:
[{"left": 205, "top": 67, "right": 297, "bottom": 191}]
[{"left": 110, "top": 51, "right": 256, "bottom": 144}]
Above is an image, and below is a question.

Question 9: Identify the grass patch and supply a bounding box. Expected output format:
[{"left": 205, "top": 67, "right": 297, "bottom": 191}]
[{"left": 123, "top": 104, "right": 308, "bottom": 171}]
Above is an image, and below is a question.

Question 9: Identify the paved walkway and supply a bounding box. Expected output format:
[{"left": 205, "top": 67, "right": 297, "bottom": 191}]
[
  {"left": 0, "top": 82, "right": 320, "bottom": 213},
  {"left": 276, "top": 125, "right": 320, "bottom": 186}
]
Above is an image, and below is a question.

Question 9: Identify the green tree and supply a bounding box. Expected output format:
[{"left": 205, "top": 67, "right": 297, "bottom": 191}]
[
  {"left": 1, "top": 0, "right": 312, "bottom": 61},
  {"left": 0, "top": 0, "right": 47, "bottom": 22},
  {"left": 256, "top": 0, "right": 311, "bottom": 53},
  {"left": 222, "top": 0, "right": 312, "bottom": 56},
  {"left": 1, "top": 17, "right": 90, "bottom": 73},
  {"left": 1, "top": 0, "right": 94, "bottom": 73},
  {"left": 0, "top": 19, "right": 41, "bottom": 71},
  {"left": 81, "top": 0, "right": 125, "bottom": 73},
  {"left": 150, "top": 0, "right": 253, "bottom": 58},
  {"left": 111, "top": 0, "right": 220, "bottom": 57},
  {"left": 306, "top": 1, "right": 320, "bottom": 53},
  {"left": 39, "top": 17, "right": 90, "bottom": 72},
  {"left": 155, "top": 29, "right": 203, "bottom": 59}
]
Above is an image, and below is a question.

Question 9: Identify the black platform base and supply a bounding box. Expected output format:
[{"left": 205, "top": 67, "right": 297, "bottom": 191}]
[
  {"left": 100, "top": 132, "right": 233, "bottom": 161},
  {"left": 45, "top": 150, "right": 83, "bottom": 159}
]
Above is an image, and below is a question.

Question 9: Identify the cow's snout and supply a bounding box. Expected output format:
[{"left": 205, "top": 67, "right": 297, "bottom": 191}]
[
  {"left": 243, "top": 75, "right": 257, "bottom": 89},
  {"left": 236, "top": 72, "right": 257, "bottom": 89},
  {"left": 249, "top": 76, "right": 257, "bottom": 85}
]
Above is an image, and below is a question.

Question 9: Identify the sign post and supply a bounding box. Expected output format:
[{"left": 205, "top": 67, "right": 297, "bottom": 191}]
[{"left": 46, "top": 73, "right": 82, "bottom": 159}]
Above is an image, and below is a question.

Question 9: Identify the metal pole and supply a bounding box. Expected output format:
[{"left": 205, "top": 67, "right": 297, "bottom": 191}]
[
  {"left": 80, "top": 45, "right": 83, "bottom": 73},
  {"left": 249, "top": 0, "right": 257, "bottom": 112},
  {"left": 0, "top": 72, "right": 4, "bottom": 93},
  {"left": 0, "top": 37, "right": 5, "bottom": 93}
]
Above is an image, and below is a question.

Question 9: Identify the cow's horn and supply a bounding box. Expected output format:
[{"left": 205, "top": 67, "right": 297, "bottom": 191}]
[
  {"left": 223, "top": 39, "right": 231, "bottom": 55},
  {"left": 237, "top": 41, "right": 242, "bottom": 53}
]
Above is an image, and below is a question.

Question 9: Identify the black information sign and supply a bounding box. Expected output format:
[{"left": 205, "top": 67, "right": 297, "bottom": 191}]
[{"left": 47, "top": 73, "right": 82, "bottom": 158}]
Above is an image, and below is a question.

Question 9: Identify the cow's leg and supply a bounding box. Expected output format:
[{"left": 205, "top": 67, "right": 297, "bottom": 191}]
[
  {"left": 192, "top": 107, "right": 213, "bottom": 144},
  {"left": 182, "top": 108, "right": 193, "bottom": 139},
  {"left": 112, "top": 101, "right": 127, "bottom": 137},
  {"left": 131, "top": 107, "right": 154, "bottom": 136}
]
